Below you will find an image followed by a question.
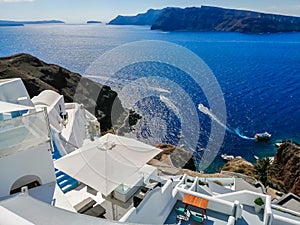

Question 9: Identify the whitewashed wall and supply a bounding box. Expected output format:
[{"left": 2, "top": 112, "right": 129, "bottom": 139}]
[{"left": 0, "top": 143, "right": 56, "bottom": 197}]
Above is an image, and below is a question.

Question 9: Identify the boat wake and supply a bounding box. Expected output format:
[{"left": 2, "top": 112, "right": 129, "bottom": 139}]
[
  {"left": 160, "top": 95, "right": 180, "bottom": 118},
  {"left": 234, "top": 128, "right": 255, "bottom": 140},
  {"left": 198, "top": 104, "right": 255, "bottom": 140},
  {"left": 198, "top": 104, "right": 234, "bottom": 133}
]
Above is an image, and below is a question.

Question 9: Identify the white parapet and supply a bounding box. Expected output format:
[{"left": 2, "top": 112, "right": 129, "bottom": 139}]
[
  {"left": 176, "top": 187, "right": 236, "bottom": 216},
  {"left": 0, "top": 206, "right": 34, "bottom": 225}
]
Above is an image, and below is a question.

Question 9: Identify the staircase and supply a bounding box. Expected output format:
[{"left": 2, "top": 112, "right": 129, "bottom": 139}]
[{"left": 52, "top": 141, "right": 78, "bottom": 193}]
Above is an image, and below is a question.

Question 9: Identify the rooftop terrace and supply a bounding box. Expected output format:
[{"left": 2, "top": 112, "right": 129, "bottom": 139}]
[{"left": 165, "top": 200, "right": 230, "bottom": 225}]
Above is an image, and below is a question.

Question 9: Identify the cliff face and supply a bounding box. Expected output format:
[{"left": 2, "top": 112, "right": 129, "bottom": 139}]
[
  {"left": 154, "top": 144, "right": 196, "bottom": 171},
  {"left": 150, "top": 6, "right": 300, "bottom": 33},
  {"left": 108, "top": 9, "right": 163, "bottom": 26},
  {"left": 221, "top": 158, "right": 255, "bottom": 177},
  {"left": 0, "top": 53, "right": 125, "bottom": 132},
  {"left": 268, "top": 141, "right": 300, "bottom": 196}
]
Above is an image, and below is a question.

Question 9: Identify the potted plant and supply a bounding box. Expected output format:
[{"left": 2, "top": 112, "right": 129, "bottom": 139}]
[{"left": 254, "top": 197, "right": 264, "bottom": 213}]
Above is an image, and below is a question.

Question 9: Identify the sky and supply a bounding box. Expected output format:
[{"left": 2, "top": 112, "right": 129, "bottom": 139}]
[{"left": 0, "top": 0, "right": 300, "bottom": 23}]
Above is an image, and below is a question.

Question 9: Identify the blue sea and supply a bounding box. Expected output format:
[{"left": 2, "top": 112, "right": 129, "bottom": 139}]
[{"left": 1, "top": 24, "right": 300, "bottom": 172}]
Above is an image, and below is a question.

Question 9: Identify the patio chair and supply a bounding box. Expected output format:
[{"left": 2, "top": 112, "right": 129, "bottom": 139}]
[
  {"left": 191, "top": 213, "right": 204, "bottom": 224},
  {"left": 175, "top": 207, "right": 186, "bottom": 216}
]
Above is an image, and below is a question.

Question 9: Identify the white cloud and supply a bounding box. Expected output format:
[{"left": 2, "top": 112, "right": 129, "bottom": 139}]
[{"left": 0, "top": 0, "right": 34, "bottom": 2}]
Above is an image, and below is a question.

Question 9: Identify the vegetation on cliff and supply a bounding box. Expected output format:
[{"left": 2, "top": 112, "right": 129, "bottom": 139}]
[
  {"left": 254, "top": 157, "right": 272, "bottom": 187},
  {"left": 220, "top": 141, "right": 300, "bottom": 197},
  {"left": 268, "top": 141, "right": 300, "bottom": 196}
]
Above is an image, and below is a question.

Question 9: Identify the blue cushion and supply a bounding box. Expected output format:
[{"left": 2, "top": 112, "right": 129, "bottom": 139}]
[
  {"left": 175, "top": 207, "right": 186, "bottom": 215},
  {"left": 191, "top": 214, "right": 204, "bottom": 223}
]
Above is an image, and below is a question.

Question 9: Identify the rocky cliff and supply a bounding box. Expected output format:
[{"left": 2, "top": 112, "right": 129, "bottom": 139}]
[
  {"left": 153, "top": 144, "right": 196, "bottom": 171},
  {"left": 108, "top": 9, "right": 163, "bottom": 26},
  {"left": 268, "top": 141, "right": 300, "bottom": 196},
  {"left": 221, "top": 158, "right": 255, "bottom": 177},
  {"left": 151, "top": 6, "right": 300, "bottom": 33},
  {"left": 0, "top": 53, "right": 125, "bottom": 132},
  {"left": 108, "top": 6, "right": 300, "bottom": 33}
]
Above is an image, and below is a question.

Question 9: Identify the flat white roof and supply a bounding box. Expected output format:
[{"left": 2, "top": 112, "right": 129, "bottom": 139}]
[
  {"left": 0, "top": 101, "right": 34, "bottom": 114},
  {"left": 0, "top": 193, "right": 146, "bottom": 225}
]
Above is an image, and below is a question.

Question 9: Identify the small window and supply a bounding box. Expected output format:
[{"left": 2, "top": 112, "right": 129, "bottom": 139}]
[{"left": 10, "top": 175, "right": 41, "bottom": 195}]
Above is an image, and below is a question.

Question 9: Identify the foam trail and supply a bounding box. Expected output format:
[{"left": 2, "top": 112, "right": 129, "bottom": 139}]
[
  {"left": 198, "top": 104, "right": 234, "bottom": 133},
  {"left": 235, "top": 128, "right": 255, "bottom": 140},
  {"left": 198, "top": 104, "right": 255, "bottom": 140},
  {"left": 149, "top": 87, "right": 171, "bottom": 94},
  {"left": 160, "top": 95, "right": 180, "bottom": 117}
]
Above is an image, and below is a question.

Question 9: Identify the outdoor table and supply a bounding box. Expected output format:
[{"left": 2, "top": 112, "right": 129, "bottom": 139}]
[{"left": 182, "top": 194, "right": 209, "bottom": 216}]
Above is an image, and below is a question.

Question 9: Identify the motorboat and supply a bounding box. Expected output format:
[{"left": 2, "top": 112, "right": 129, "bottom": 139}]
[
  {"left": 254, "top": 132, "right": 271, "bottom": 141},
  {"left": 221, "top": 154, "right": 235, "bottom": 161}
]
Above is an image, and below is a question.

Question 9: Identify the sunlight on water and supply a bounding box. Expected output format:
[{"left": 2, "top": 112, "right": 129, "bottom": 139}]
[{"left": 1, "top": 24, "right": 300, "bottom": 171}]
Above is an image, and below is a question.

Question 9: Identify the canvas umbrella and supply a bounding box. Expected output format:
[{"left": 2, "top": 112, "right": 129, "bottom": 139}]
[{"left": 54, "top": 133, "right": 162, "bottom": 196}]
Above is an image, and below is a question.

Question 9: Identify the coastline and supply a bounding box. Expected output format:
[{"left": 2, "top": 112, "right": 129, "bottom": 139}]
[{"left": 151, "top": 140, "right": 300, "bottom": 197}]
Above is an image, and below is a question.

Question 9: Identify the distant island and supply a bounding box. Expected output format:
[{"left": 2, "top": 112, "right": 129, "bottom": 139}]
[
  {"left": 0, "top": 20, "right": 64, "bottom": 27},
  {"left": 108, "top": 6, "right": 300, "bottom": 33},
  {"left": 87, "top": 21, "right": 102, "bottom": 24}
]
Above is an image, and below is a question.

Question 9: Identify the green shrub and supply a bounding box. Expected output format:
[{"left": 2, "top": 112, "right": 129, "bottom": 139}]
[{"left": 254, "top": 197, "right": 264, "bottom": 206}]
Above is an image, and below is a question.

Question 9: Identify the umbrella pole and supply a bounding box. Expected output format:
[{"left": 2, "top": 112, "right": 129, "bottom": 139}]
[{"left": 112, "top": 202, "right": 117, "bottom": 220}]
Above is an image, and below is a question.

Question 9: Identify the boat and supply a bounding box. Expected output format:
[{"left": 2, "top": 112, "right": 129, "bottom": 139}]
[
  {"left": 221, "top": 154, "right": 235, "bottom": 161},
  {"left": 221, "top": 154, "right": 242, "bottom": 161},
  {"left": 254, "top": 132, "right": 271, "bottom": 141}
]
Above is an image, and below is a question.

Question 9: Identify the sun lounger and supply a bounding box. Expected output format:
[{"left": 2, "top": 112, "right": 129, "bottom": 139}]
[
  {"left": 83, "top": 204, "right": 106, "bottom": 217},
  {"left": 74, "top": 197, "right": 96, "bottom": 213}
]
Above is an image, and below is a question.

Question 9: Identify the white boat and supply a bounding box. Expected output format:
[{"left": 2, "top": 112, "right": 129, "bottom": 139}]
[
  {"left": 254, "top": 132, "right": 271, "bottom": 141},
  {"left": 0, "top": 78, "right": 299, "bottom": 225},
  {"left": 221, "top": 154, "right": 235, "bottom": 161},
  {"left": 221, "top": 154, "right": 242, "bottom": 161}
]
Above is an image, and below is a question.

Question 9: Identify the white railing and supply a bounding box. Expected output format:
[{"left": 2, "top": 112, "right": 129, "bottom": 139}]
[
  {"left": 176, "top": 188, "right": 236, "bottom": 216},
  {"left": 120, "top": 179, "right": 176, "bottom": 224},
  {"left": 0, "top": 110, "right": 50, "bottom": 157},
  {"left": 272, "top": 214, "right": 300, "bottom": 225},
  {"left": 216, "top": 190, "right": 272, "bottom": 225}
]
